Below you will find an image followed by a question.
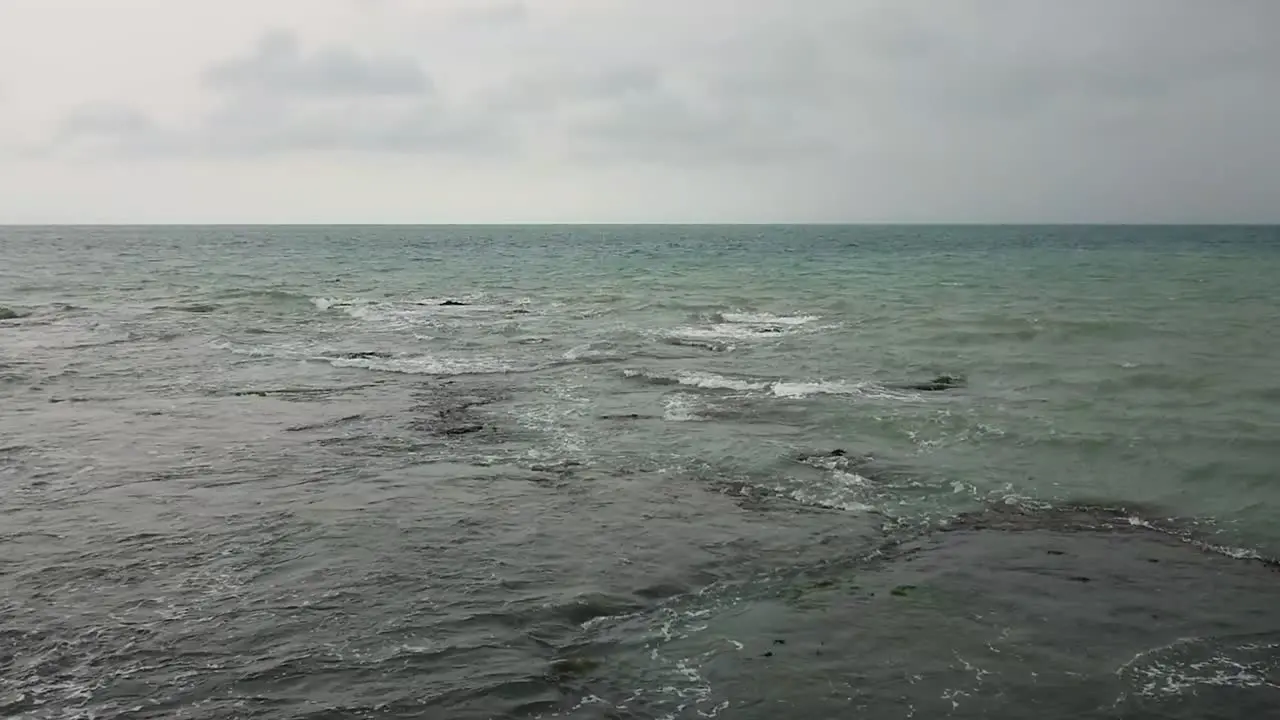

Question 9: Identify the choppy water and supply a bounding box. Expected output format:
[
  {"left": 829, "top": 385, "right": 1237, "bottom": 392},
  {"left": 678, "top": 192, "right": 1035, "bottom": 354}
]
[{"left": 2, "top": 225, "right": 1278, "bottom": 719}]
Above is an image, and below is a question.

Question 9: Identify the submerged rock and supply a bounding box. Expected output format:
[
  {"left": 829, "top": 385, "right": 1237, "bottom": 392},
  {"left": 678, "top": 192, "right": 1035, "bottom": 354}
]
[
  {"left": 333, "top": 350, "right": 392, "bottom": 360},
  {"left": 0, "top": 306, "right": 25, "bottom": 321},
  {"left": 439, "top": 299, "right": 469, "bottom": 306},
  {"left": 654, "top": 501, "right": 1280, "bottom": 719},
  {"left": 166, "top": 303, "right": 219, "bottom": 314},
  {"left": 547, "top": 657, "right": 600, "bottom": 680},
  {"left": 441, "top": 424, "right": 484, "bottom": 436},
  {"left": 898, "top": 374, "right": 966, "bottom": 392}
]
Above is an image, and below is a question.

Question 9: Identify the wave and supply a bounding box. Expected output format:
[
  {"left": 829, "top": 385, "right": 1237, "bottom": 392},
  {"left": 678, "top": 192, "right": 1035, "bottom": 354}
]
[
  {"left": 623, "top": 369, "right": 765, "bottom": 393},
  {"left": 663, "top": 393, "right": 704, "bottom": 422},
  {"left": 624, "top": 369, "right": 921, "bottom": 401},
  {"left": 214, "top": 338, "right": 617, "bottom": 378},
  {"left": 214, "top": 288, "right": 312, "bottom": 303},
  {"left": 661, "top": 325, "right": 784, "bottom": 346},
  {"left": 714, "top": 311, "right": 821, "bottom": 326},
  {"left": 658, "top": 311, "right": 835, "bottom": 352},
  {"left": 154, "top": 303, "right": 220, "bottom": 314},
  {"left": 309, "top": 295, "right": 540, "bottom": 333},
  {"left": 661, "top": 336, "right": 736, "bottom": 352},
  {"left": 0, "top": 303, "right": 84, "bottom": 323},
  {"left": 324, "top": 353, "right": 537, "bottom": 376},
  {"left": 563, "top": 342, "right": 627, "bottom": 364}
]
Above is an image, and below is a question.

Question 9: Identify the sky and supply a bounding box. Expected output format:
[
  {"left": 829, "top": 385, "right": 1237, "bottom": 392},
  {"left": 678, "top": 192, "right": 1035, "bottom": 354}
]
[{"left": 0, "top": 0, "right": 1276, "bottom": 224}]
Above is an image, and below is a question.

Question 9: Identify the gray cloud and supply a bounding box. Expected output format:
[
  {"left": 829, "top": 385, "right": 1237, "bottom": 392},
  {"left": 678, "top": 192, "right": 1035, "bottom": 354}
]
[
  {"left": 203, "top": 29, "right": 432, "bottom": 98},
  {"left": 40, "top": 29, "right": 500, "bottom": 160},
  {"left": 16, "top": 0, "right": 1280, "bottom": 221},
  {"left": 192, "top": 96, "right": 507, "bottom": 157}
]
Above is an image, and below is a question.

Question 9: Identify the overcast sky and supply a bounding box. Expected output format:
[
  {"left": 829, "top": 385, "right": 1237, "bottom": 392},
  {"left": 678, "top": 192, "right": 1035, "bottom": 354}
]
[{"left": 0, "top": 0, "right": 1276, "bottom": 223}]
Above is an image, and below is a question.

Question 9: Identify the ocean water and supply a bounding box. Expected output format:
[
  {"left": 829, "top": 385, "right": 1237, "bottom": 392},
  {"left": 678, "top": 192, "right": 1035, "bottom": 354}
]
[{"left": 1, "top": 224, "right": 1278, "bottom": 719}]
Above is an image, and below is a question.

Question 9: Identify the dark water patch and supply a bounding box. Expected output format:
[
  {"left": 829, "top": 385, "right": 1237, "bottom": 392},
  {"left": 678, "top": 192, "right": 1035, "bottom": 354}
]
[
  {"left": 312, "top": 435, "right": 434, "bottom": 457},
  {"left": 599, "top": 413, "right": 661, "bottom": 421},
  {"left": 11, "top": 302, "right": 88, "bottom": 319},
  {"left": 942, "top": 500, "right": 1279, "bottom": 566},
  {"left": 63, "top": 336, "right": 140, "bottom": 351},
  {"left": 529, "top": 459, "right": 586, "bottom": 474},
  {"left": 662, "top": 336, "right": 735, "bottom": 352},
  {"left": 406, "top": 382, "right": 509, "bottom": 439},
  {"left": 329, "top": 350, "right": 393, "bottom": 360},
  {"left": 156, "top": 303, "right": 220, "bottom": 314},
  {"left": 1252, "top": 384, "right": 1280, "bottom": 402},
  {"left": 285, "top": 414, "right": 366, "bottom": 433},
  {"left": 227, "top": 384, "right": 382, "bottom": 401},
  {"left": 0, "top": 306, "right": 27, "bottom": 321},
  {"left": 48, "top": 394, "right": 134, "bottom": 405},
  {"left": 1048, "top": 317, "right": 1160, "bottom": 342},
  {"left": 0, "top": 370, "right": 27, "bottom": 385},
  {"left": 214, "top": 288, "right": 312, "bottom": 303},
  {"left": 565, "top": 502, "right": 1280, "bottom": 719},
  {"left": 1096, "top": 370, "right": 1211, "bottom": 393},
  {"left": 923, "top": 325, "right": 1041, "bottom": 345}
]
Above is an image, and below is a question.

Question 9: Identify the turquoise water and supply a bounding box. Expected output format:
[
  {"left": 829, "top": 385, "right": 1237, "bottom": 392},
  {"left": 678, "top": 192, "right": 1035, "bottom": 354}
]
[{"left": 2, "top": 225, "right": 1278, "bottom": 718}]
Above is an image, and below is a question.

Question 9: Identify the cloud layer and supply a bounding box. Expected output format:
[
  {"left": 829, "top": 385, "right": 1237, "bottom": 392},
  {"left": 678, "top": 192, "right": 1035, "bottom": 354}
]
[{"left": 2, "top": 0, "right": 1277, "bottom": 222}]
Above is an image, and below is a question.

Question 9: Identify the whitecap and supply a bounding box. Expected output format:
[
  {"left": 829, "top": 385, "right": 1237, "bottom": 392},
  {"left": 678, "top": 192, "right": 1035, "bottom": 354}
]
[
  {"left": 624, "top": 369, "right": 766, "bottom": 393},
  {"left": 718, "top": 311, "right": 820, "bottom": 326},
  {"left": 664, "top": 325, "right": 781, "bottom": 342},
  {"left": 676, "top": 371, "right": 767, "bottom": 392},
  {"left": 770, "top": 380, "right": 860, "bottom": 398},
  {"left": 771, "top": 482, "right": 876, "bottom": 512},
  {"left": 663, "top": 393, "right": 703, "bottom": 422},
  {"left": 326, "top": 354, "right": 530, "bottom": 376}
]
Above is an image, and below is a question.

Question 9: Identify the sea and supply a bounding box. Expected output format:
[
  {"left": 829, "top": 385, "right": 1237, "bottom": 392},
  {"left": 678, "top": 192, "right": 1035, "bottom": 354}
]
[{"left": 1, "top": 224, "right": 1278, "bottom": 719}]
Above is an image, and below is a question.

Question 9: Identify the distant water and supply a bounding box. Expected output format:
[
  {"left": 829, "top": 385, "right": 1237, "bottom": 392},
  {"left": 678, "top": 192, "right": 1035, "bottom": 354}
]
[{"left": 2, "top": 225, "right": 1278, "bottom": 719}]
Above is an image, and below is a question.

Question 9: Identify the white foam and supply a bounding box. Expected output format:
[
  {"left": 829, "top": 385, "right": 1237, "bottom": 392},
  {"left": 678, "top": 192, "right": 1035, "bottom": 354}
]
[
  {"left": 511, "top": 382, "right": 591, "bottom": 456},
  {"left": 1121, "top": 641, "right": 1280, "bottom": 699},
  {"left": 777, "top": 484, "right": 875, "bottom": 512},
  {"left": 719, "top": 311, "right": 819, "bottom": 326},
  {"left": 665, "top": 325, "right": 778, "bottom": 342},
  {"left": 312, "top": 295, "right": 512, "bottom": 330},
  {"left": 663, "top": 394, "right": 703, "bottom": 422},
  {"left": 627, "top": 369, "right": 922, "bottom": 404},
  {"left": 326, "top": 354, "right": 527, "bottom": 376},
  {"left": 676, "top": 371, "right": 766, "bottom": 392},
  {"left": 563, "top": 342, "right": 622, "bottom": 363},
  {"left": 770, "top": 380, "right": 859, "bottom": 398},
  {"left": 833, "top": 470, "right": 872, "bottom": 487},
  {"left": 343, "top": 303, "right": 434, "bottom": 327},
  {"left": 625, "top": 368, "right": 767, "bottom": 393}
]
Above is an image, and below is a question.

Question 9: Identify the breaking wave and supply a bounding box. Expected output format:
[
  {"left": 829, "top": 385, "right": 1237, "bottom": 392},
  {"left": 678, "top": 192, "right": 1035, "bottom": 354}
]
[{"left": 623, "top": 369, "right": 921, "bottom": 401}]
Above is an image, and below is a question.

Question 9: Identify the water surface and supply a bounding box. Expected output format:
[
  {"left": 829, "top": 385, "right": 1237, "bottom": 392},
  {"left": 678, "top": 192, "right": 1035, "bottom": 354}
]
[{"left": 2, "top": 225, "right": 1278, "bottom": 718}]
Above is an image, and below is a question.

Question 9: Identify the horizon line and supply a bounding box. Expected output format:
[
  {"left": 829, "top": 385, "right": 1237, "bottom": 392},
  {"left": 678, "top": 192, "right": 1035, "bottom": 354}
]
[{"left": 2, "top": 221, "right": 1278, "bottom": 228}]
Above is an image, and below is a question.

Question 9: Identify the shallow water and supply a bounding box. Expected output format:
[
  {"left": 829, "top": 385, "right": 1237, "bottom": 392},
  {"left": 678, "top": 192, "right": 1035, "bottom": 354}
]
[{"left": 1, "top": 225, "right": 1278, "bottom": 718}]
